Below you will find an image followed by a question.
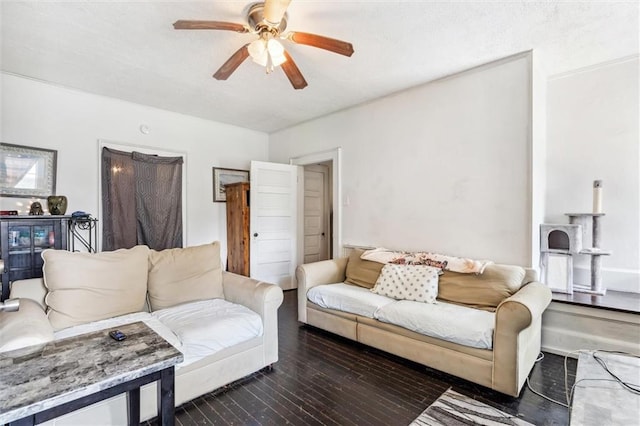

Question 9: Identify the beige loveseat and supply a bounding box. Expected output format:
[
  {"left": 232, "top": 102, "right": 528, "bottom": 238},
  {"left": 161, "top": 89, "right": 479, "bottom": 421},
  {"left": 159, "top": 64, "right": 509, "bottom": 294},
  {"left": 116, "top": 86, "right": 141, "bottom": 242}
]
[
  {"left": 0, "top": 242, "right": 283, "bottom": 424},
  {"left": 296, "top": 250, "right": 552, "bottom": 397}
]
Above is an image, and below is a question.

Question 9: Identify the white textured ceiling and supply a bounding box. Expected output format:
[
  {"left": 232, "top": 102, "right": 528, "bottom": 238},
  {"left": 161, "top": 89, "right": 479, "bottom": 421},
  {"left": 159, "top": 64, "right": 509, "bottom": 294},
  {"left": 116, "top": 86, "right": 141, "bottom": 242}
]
[{"left": 1, "top": 1, "right": 638, "bottom": 133}]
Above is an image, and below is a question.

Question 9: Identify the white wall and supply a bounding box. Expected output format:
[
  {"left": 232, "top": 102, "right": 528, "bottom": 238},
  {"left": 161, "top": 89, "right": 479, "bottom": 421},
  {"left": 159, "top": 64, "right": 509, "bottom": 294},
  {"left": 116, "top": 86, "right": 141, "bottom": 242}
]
[
  {"left": 270, "top": 53, "right": 538, "bottom": 267},
  {"left": 5, "top": 55, "right": 636, "bottom": 293},
  {"left": 1, "top": 73, "right": 269, "bottom": 256},
  {"left": 546, "top": 56, "right": 640, "bottom": 292}
]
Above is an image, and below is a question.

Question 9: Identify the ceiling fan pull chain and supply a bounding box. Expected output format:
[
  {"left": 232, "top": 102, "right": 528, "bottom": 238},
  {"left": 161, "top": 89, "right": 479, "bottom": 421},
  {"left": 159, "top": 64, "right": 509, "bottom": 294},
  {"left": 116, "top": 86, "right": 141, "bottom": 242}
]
[{"left": 266, "top": 50, "right": 274, "bottom": 74}]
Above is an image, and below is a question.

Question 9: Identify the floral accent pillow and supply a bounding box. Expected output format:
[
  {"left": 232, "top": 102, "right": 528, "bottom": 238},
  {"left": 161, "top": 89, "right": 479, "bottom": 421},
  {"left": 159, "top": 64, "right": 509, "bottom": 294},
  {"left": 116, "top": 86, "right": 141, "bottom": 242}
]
[{"left": 371, "top": 264, "right": 440, "bottom": 303}]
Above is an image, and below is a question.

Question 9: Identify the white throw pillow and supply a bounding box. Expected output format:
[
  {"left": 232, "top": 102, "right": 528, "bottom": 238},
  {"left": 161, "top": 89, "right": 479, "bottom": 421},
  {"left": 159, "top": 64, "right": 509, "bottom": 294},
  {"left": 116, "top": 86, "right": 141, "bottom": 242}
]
[{"left": 371, "top": 264, "right": 440, "bottom": 303}]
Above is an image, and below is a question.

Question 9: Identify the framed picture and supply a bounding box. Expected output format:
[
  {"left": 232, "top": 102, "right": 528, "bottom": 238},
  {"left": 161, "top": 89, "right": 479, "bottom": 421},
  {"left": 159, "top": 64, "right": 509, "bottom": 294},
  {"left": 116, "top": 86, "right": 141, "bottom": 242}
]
[
  {"left": 212, "top": 167, "right": 249, "bottom": 202},
  {"left": 0, "top": 143, "right": 57, "bottom": 198}
]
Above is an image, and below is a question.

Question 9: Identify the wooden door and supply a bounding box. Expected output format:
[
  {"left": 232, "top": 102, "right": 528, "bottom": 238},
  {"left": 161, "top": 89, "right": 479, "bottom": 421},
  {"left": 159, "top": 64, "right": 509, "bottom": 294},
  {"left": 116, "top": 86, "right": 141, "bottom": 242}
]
[
  {"left": 225, "top": 182, "right": 250, "bottom": 276},
  {"left": 249, "top": 161, "right": 299, "bottom": 290},
  {"left": 303, "top": 164, "right": 330, "bottom": 263}
]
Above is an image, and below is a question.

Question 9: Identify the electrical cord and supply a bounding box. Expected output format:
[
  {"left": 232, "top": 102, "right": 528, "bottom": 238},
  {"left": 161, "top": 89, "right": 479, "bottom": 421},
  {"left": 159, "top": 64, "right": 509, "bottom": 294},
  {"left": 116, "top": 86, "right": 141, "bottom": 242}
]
[
  {"left": 590, "top": 350, "right": 640, "bottom": 394},
  {"left": 525, "top": 376, "right": 569, "bottom": 408},
  {"left": 526, "top": 349, "right": 640, "bottom": 411},
  {"left": 526, "top": 349, "right": 586, "bottom": 408},
  {"left": 569, "top": 377, "right": 624, "bottom": 412},
  {"left": 564, "top": 349, "right": 591, "bottom": 406}
]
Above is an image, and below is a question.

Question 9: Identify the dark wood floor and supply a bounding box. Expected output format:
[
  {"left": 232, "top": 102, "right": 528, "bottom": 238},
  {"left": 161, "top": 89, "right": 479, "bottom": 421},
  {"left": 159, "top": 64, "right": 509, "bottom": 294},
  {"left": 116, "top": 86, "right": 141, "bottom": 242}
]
[{"left": 154, "top": 290, "right": 577, "bottom": 425}]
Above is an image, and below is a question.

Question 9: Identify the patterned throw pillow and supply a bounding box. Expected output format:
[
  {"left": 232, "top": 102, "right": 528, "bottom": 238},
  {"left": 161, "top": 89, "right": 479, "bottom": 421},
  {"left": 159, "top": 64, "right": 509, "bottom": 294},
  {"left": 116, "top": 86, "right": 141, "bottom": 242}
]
[{"left": 371, "top": 264, "right": 440, "bottom": 303}]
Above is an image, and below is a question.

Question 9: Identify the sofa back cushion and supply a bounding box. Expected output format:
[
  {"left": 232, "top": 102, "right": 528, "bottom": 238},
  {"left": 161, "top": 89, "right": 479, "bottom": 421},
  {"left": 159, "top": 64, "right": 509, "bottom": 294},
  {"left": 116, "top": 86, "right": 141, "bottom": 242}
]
[
  {"left": 43, "top": 245, "right": 150, "bottom": 331},
  {"left": 147, "top": 242, "right": 224, "bottom": 311},
  {"left": 437, "top": 264, "right": 526, "bottom": 311},
  {"left": 345, "top": 249, "right": 384, "bottom": 289}
]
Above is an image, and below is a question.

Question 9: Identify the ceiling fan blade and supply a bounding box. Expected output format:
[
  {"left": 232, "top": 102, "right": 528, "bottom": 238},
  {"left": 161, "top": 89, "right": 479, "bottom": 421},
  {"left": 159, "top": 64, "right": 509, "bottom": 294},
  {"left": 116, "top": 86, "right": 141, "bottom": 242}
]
[
  {"left": 286, "top": 32, "right": 354, "bottom": 57},
  {"left": 173, "top": 20, "right": 248, "bottom": 33},
  {"left": 281, "top": 50, "right": 308, "bottom": 90},
  {"left": 213, "top": 44, "right": 251, "bottom": 80},
  {"left": 263, "top": 0, "right": 291, "bottom": 25}
]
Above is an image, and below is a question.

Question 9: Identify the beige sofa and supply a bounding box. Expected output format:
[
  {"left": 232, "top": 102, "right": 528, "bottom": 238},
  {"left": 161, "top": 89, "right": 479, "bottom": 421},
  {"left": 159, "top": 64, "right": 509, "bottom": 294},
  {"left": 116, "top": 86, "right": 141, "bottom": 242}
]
[
  {"left": 296, "top": 251, "right": 552, "bottom": 397},
  {"left": 0, "top": 242, "right": 283, "bottom": 424}
]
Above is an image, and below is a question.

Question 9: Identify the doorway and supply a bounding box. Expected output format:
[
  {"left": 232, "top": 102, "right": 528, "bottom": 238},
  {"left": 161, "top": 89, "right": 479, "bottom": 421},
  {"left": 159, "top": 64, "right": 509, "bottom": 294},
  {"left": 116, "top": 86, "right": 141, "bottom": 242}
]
[
  {"left": 291, "top": 147, "right": 342, "bottom": 275},
  {"left": 303, "top": 163, "right": 331, "bottom": 263}
]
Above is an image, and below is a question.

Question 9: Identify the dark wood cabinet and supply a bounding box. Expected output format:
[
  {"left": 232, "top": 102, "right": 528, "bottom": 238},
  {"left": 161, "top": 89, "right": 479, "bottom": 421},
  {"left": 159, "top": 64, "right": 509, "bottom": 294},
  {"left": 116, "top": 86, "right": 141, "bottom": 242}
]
[
  {"left": 0, "top": 216, "right": 69, "bottom": 301},
  {"left": 225, "top": 182, "right": 250, "bottom": 277}
]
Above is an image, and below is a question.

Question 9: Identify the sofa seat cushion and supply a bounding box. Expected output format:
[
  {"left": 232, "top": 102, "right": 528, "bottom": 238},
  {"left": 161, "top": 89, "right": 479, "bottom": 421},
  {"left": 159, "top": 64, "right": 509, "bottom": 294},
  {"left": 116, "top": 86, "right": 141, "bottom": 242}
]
[
  {"left": 53, "top": 311, "right": 184, "bottom": 362},
  {"left": 152, "top": 299, "right": 263, "bottom": 367},
  {"left": 307, "top": 283, "right": 395, "bottom": 318},
  {"left": 374, "top": 300, "right": 495, "bottom": 349}
]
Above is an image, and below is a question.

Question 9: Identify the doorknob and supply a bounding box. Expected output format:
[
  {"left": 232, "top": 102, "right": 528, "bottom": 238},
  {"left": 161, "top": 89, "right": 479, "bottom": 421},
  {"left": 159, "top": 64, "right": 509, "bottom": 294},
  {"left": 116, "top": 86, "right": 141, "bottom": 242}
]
[
  {"left": 321, "top": 232, "right": 325, "bottom": 236},
  {"left": 253, "top": 233, "right": 258, "bottom": 237}
]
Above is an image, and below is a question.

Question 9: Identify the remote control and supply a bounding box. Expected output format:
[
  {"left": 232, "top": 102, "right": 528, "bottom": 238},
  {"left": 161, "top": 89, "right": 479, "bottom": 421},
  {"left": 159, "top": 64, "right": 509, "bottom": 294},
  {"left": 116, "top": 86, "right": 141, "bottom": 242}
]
[{"left": 109, "top": 330, "right": 127, "bottom": 341}]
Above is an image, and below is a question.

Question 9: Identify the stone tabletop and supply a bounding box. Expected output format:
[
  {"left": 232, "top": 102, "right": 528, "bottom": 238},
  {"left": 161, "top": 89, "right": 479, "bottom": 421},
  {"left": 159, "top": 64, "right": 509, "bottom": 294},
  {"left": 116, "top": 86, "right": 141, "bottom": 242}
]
[{"left": 0, "top": 321, "right": 183, "bottom": 424}]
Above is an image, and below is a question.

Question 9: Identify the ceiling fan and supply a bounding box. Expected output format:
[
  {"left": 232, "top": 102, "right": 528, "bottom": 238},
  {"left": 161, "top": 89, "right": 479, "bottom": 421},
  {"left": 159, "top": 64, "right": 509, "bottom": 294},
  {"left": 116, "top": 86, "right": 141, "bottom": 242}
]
[{"left": 173, "top": 0, "right": 354, "bottom": 90}]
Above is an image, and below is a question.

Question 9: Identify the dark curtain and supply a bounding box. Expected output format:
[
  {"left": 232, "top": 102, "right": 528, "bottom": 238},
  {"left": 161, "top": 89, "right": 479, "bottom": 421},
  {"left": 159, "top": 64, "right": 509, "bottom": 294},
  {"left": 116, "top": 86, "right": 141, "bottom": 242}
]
[
  {"left": 102, "top": 148, "right": 137, "bottom": 250},
  {"left": 102, "top": 147, "right": 183, "bottom": 251}
]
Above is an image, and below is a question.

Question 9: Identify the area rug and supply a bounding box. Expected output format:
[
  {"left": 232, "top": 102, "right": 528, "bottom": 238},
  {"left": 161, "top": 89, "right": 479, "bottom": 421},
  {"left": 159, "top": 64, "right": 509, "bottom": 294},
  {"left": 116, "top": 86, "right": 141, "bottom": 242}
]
[{"left": 410, "top": 389, "right": 534, "bottom": 426}]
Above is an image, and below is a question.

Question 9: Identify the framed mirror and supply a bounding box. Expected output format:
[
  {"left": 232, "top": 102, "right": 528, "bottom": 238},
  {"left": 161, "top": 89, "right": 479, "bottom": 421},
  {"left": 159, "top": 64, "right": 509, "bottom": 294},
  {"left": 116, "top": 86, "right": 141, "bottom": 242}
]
[{"left": 0, "top": 143, "right": 57, "bottom": 198}]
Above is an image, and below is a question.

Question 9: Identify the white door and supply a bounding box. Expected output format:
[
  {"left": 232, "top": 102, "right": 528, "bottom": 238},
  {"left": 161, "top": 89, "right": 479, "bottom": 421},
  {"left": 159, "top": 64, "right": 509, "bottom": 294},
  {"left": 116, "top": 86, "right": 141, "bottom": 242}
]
[
  {"left": 303, "top": 164, "right": 330, "bottom": 263},
  {"left": 250, "top": 161, "right": 299, "bottom": 290}
]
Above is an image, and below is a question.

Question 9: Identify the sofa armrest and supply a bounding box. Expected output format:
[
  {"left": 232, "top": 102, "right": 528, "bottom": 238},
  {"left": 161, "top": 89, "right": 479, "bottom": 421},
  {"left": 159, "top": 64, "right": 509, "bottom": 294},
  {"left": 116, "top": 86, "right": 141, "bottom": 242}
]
[
  {"left": 296, "top": 257, "right": 348, "bottom": 323},
  {"left": 9, "top": 278, "right": 48, "bottom": 310},
  {"left": 492, "top": 281, "right": 552, "bottom": 395},
  {"left": 0, "top": 298, "right": 54, "bottom": 353},
  {"left": 222, "top": 272, "right": 284, "bottom": 316},
  {"left": 497, "top": 281, "right": 551, "bottom": 327},
  {"left": 222, "top": 272, "right": 284, "bottom": 365}
]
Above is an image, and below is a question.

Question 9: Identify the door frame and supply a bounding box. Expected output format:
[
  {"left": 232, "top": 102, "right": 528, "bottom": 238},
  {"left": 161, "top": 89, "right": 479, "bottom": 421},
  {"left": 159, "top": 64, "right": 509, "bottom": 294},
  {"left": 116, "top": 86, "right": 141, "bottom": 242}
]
[{"left": 290, "top": 147, "right": 342, "bottom": 266}]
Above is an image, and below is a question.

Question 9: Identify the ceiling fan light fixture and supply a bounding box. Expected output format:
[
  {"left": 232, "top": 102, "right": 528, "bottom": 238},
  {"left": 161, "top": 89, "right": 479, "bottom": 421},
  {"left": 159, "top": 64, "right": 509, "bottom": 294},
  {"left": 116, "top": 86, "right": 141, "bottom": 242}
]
[
  {"left": 248, "top": 38, "right": 268, "bottom": 66},
  {"left": 267, "top": 39, "right": 286, "bottom": 66},
  {"left": 248, "top": 37, "right": 286, "bottom": 71}
]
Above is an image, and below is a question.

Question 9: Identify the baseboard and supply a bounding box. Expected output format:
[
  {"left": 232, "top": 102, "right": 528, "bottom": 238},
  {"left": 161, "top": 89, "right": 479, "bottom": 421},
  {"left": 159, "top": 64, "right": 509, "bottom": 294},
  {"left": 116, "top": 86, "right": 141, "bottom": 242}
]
[{"left": 542, "top": 301, "right": 640, "bottom": 356}]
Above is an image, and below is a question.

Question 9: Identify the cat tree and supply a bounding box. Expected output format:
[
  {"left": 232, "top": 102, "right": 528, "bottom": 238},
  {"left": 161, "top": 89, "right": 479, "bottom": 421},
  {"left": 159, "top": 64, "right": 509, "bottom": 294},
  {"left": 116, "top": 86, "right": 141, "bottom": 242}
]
[{"left": 540, "top": 180, "right": 611, "bottom": 295}]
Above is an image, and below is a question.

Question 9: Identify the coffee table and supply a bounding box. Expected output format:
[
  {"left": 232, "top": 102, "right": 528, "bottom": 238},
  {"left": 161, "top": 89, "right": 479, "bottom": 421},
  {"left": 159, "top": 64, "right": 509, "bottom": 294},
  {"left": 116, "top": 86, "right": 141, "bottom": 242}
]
[{"left": 0, "top": 321, "right": 183, "bottom": 425}]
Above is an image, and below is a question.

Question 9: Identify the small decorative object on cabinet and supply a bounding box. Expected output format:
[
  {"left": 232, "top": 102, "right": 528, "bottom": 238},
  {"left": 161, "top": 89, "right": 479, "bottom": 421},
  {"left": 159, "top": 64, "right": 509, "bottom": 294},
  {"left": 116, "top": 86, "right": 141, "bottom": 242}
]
[
  {"left": 28, "top": 202, "right": 44, "bottom": 215},
  {"left": 47, "top": 195, "right": 68, "bottom": 215},
  {"left": 225, "top": 182, "right": 250, "bottom": 276},
  {"left": 0, "top": 215, "right": 69, "bottom": 301}
]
